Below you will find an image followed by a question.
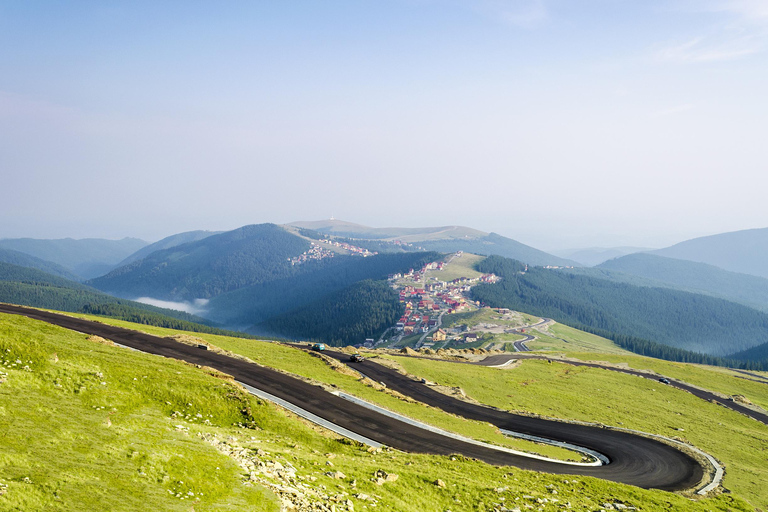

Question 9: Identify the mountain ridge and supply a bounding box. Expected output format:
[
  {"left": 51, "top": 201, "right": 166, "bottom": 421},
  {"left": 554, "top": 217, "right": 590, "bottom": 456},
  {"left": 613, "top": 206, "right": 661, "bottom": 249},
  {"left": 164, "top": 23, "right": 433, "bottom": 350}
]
[
  {"left": 289, "top": 219, "right": 578, "bottom": 267},
  {"left": 0, "top": 236, "right": 148, "bottom": 279},
  {"left": 597, "top": 253, "right": 768, "bottom": 311},
  {"left": 650, "top": 227, "right": 768, "bottom": 278}
]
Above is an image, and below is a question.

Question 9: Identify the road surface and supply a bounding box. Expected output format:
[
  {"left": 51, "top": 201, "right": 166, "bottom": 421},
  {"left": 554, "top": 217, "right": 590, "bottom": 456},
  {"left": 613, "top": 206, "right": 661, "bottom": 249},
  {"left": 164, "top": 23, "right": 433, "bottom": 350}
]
[
  {"left": 0, "top": 304, "right": 705, "bottom": 492},
  {"left": 474, "top": 354, "right": 768, "bottom": 427}
]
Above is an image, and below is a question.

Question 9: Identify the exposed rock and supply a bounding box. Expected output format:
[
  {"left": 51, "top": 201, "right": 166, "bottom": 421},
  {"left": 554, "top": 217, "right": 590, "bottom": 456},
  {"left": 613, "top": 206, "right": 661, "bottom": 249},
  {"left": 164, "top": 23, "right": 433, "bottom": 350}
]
[
  {"left": 200, "top": 433, "right": 371, "bottom": 511},
  {"left": 87, "top": 335, "right": 114, "bottom": 346},
  {"left": 435, "top": 479, "right": 446, "bottom": 488},
  {"left": 372, "top": 469, "right": 398, "bottom": 485}
]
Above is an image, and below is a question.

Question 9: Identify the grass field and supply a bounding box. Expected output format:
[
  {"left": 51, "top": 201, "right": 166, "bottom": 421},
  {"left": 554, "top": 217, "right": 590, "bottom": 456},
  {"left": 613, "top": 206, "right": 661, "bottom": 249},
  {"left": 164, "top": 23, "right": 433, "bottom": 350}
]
[
  {"left": 427, "top": 253, "right": 485, "bottom": 282},
  {"left": 0, "top": 310, "right": 761, "bottom": 511},
  {"left": 385, "top": 354, "right": 768, "bottom": 508},
  {"left": 527, "top": 323, "right": 635, "bottom": 355},
  {"left": 442, "top": 309, "right": 540, "bottom": 331},
  {"left": 521, "top": 321, "right": 768, "bottom": 411},
  {"left": 58, "top": 313, "right": 583, "bottom": 462}
]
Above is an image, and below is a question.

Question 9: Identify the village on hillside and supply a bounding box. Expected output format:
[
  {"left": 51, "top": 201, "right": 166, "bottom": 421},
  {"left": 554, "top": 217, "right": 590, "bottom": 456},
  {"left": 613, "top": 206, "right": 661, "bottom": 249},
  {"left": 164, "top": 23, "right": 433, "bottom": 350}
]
[
  {"left": 289, "top": 239, "right": 377, "bottom": 266},
  {"left": 378, "top": 252, "right": 503, "bottom": 349}
]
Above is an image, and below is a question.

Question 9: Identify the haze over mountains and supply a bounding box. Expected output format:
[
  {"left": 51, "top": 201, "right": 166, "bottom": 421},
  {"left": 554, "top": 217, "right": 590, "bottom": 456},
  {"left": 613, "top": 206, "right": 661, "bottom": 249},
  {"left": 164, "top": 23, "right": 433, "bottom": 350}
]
[
  {"left": 1, "top": 219, "right": 768, "bottom": 366},
  {"left": 0, "top": 237, "right": 147, "bottom": 279},
  {"left": 595, "top": 253, "right": 768, "bottom": 312},
  {"left": 555, "top": 247, "right": 653, "bottom": 267},
  {"left": 289, "top": 219, "right": 578, "bottom": 267},
  {"left": 648, "top": 227, "right": 768, "bottom": 279}
]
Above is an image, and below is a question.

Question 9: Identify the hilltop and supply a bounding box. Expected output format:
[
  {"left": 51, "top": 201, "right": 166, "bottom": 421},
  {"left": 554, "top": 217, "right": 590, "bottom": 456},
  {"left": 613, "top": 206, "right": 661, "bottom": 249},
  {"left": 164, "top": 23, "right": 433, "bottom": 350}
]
[
  {"left": 596, "top": 253, "right": 768, "bottom": 312},
  {"left": 650, "top": 227, "right": 768, "bottom": 278},
  {"left": 289, "top": 219, "right": 577, "bottom": 267}
]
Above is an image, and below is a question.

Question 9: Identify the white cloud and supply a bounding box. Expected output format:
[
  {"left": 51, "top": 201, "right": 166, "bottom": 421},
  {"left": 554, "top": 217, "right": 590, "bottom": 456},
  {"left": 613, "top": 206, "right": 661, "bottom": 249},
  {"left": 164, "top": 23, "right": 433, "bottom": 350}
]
[
  {"left": 135, "top": 297, "right": 209, "bottom": 316},
  {"left": 656, "top": 34, "right": 762, "bottom": 62},
  {"left": 654, "top": 0, "right": 768, "bottom": 63},
  {"left": 704, "top": 0, "right": 768, "bottom": 22}
]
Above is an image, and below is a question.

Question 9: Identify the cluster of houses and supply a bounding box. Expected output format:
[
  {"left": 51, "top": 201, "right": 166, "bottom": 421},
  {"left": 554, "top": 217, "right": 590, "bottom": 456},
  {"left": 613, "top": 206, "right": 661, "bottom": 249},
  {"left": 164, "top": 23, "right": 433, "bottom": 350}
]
[
  {"left": 318, "top": 239, "right": 377, "bottom": 257},
  {"left": 387, "top": 255, "right": 500, "bottom": 345},
  {"left": 288, "top": 243, "right": 335, "bottom": 266},
  {"left": 289, "top": 239, "right": 380, "bottom": 266}
]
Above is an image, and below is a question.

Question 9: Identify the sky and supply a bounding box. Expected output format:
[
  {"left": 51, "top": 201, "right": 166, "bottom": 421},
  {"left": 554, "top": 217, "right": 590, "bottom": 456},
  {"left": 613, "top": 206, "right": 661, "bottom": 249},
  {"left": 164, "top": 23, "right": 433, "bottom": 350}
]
[{"left": 1, "top": 0, "right": 767, "bottom": 251}]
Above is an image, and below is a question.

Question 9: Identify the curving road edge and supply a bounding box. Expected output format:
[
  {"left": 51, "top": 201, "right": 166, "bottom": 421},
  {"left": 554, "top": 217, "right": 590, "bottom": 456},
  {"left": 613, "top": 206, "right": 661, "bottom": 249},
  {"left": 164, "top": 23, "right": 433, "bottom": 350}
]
[{"left": 0, "top": 304, "right": 706, "bottom": 493}]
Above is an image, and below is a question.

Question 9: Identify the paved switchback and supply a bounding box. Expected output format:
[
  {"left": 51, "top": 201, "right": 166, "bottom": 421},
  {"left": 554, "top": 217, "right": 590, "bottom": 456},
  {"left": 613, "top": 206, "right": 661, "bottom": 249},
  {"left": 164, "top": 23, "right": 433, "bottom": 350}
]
[
  {"left": 0, "top": 304, "right": 704, "bottom": 492},
  {"left": 322, "top": 349, "right": 704, "bottom": 491},
  {"left": 474, "top": 354, "right": 768, "bottom": 427}
]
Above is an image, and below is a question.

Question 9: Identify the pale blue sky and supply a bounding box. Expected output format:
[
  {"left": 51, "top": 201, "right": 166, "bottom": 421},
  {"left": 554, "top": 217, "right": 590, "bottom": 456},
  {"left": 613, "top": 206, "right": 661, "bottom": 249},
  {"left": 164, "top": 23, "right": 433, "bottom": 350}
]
[{"left": 1, "top": 1, "right": 767, "bottom": 249}]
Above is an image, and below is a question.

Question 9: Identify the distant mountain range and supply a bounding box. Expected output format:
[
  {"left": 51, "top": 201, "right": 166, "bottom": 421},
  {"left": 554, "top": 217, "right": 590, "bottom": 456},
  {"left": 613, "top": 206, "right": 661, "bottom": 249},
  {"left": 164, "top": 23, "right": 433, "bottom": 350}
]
[
  {"left": 2, "top": 220, "right": 768, "bottom": 366},
  {"left": 595, "top": 253, "right": 768, "bottom": 312},
  {"left": 289, "top": 219, "right": 488, "bottom": 241},
  {"left": 289, "top": 219, "right": 578, "bottom": 267},
  {"left": 116, "top": 230, "right": 220, "bottom": 267},
  {"left": 2, "top": 223, "right": 439, "bottom": 344},
  {"left": 555, "top": 246, "right": 653, "bottom": 267},
  {"left": 0, "top": 237, "right": 147, "bottom": 279},
  {"left": 648, "top": 227, "right": 768, "bottom": 279},
  {"left": 0, "top": 247, "right": 80, "bottom": 281}
]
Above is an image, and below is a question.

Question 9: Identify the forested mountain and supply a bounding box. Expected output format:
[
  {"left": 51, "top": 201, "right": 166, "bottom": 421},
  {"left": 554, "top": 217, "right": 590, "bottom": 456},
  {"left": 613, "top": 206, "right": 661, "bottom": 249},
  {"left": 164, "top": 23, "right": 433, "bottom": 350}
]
[
  {"left": 730, "top": 341, "right": 768, "bottom": 364},
  {"left": 0, "top": 248, "right": 80, "bottom": 281},
  {"left": 207, "top": 251, "right": 441, "bottom": 327},
  {"left": 117, "top": 230, "right": 220, "bottom": 267},
  {"left": 472, "top": 256, "right": 768, "bottom": 358},
  {"left": 260, "top": 280, "right": 402, "bottom": 345},
  {"left": 0, "top": 262, "right": 251, "bottom": 336},
  {"left": 0, "top": 261, "right": 92, "bottom": 290},
  {"left": 90, "top": 224, "right": 310, "bottom": 301},
  {"left": 0, "top": 237, "right": 147, "bottom": 279},
  {"left": 651, "top": 227, "right": 768, "bottom": 278},
  {"left": 290, "top": 219, "right": 576, "bottom": 267},
  {"left": 596, "top": 253, "right": 768, "bottom": 311}
]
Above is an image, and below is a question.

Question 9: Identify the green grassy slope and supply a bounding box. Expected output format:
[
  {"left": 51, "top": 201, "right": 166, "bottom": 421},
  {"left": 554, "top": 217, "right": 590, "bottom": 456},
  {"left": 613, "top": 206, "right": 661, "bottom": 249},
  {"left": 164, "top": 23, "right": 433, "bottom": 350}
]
[
  {"left": 1, "top": 312, "right": 759, "bottom": 511},
  {"left": 385, "top": 354, "right": 768, "bottom": 508}
]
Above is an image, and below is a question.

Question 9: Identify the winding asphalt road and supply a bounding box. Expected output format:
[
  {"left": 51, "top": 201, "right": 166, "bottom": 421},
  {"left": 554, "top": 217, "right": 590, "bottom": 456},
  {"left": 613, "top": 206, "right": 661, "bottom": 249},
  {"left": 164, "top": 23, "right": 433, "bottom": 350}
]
[
  {"left": 0, "top": 304, "right": 704, "bottom": 492},
  {"left": 473, "top": 354, "right": 768, "bottom": 427},
  {"left": 506, "top": 318, "right": 551, "bottom": 352}
]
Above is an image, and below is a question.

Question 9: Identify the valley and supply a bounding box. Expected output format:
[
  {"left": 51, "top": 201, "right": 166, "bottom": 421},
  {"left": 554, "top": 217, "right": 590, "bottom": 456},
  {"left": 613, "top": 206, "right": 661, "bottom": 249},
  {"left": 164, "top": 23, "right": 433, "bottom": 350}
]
[{"left": 2, "top": 220, "right": 768, "bottom": 511}]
